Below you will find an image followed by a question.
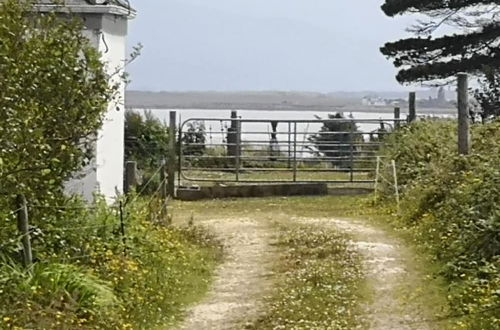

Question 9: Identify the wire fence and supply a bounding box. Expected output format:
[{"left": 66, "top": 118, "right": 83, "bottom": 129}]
[{"left": 0, "top": 162, "right": 171, "bottom": 269}]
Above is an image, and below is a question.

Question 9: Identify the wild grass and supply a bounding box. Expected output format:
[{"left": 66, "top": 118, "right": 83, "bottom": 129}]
[
  {"left": 250, "top": 223, "right": 366, "bottom": 329},
  {"left": 0, "top": 197, "right": 223, "bottom": 329}
]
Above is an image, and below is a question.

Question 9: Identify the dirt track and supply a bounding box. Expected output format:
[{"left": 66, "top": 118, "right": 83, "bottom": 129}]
[
  {"left": 177, "top": 217, "right": 276, "bottom": 330},
  {"left": 178, "top": 213, "right": 440, "bottom": 330},
  {"left": 298, "top": 217, "right": 433, "bottom": 330}
]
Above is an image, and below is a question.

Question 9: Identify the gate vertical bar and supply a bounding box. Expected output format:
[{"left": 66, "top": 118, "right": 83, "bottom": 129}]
[
  {"left": 349, "top": 119, "right": 354, "bottom": 182},
  {"left": 177, "top": 115, "right": 182, "bottom": 188},
  {"left": 124, "top": 161, "right": 138, "bottom": 194},
  {"left": 235, "top": 118, "right": 241, "bottom": 182},
  {"left": 288, "top": 122, "right": 292, "bottom": 168},
  {"left": 374, "top": 156, "right": 381, "bottom": 203},
  {"left": 293, "top": 122, "right": 298, "bottom": 182},
  {"left": 167, "top": 111, "right": 176, "bottom": 197}
]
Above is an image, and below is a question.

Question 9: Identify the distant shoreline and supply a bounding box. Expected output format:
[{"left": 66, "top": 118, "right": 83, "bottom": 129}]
[
  {"left": 128, "top": 105, "right": 457, "bottom": 115},
  {"left": 125, "top": 90, "right": 457, "bottom": 115}
]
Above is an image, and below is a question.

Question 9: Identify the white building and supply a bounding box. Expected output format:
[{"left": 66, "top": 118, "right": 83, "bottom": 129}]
[
  {"left": 32, "top": 0, "right": 136, "bottom": 201},
  {"left": 362, "top": 96, "right": 387, "bottom": 107}
]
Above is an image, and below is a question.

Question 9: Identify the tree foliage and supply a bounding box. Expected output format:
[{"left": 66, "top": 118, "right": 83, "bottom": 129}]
[
  {"left": 380, "top": 0, "right": 500, "bottom": 84},
  {"left": 381, "top": 0, "right": 500, "bottom": 117},
  {"left": 181, "top": 120, "right": 206, "bottom": 156},
  {"left": 125, "top": 110, "right": 169, "bottom": 170},
  {"left": 308, "top": 113, "right": 361, "bottom": 168},
  {"left": 0, "top": 0, "right": 115, "bottom": 202},
  {"left": 474, "top": 66, "right": 500, "bottom": 118}
]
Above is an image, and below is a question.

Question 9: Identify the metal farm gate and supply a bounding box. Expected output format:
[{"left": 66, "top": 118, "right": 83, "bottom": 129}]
[{"left": 177, "top": 114, "right": 405, "bottom": 186}]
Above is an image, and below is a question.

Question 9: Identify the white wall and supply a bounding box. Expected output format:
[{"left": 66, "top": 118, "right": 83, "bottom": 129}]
[
  {"left": 65, "top": 13, "right": 128, "bottom": 202},
  {"left": 95, "top": 15, "right": 128, "bottom": 200}
]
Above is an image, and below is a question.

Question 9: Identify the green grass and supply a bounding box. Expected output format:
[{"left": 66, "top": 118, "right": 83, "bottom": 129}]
[
  {"left": 172, "top": 195, "right": 367, "bottom": 224},
  {"left": 250, "top": 223, "right": 366, "bottom": 330},
  {"left": 173, "top": 197, "right": 369, "bottom": 329},
  {"left": 0, "top": 198, "right": 223, "bottom": 330},
  {"left": 179, "top": 169, "right": 373, "bottom": 187},
  {"left": 172, "top": 195, "right": 453, "bottom": 329}
]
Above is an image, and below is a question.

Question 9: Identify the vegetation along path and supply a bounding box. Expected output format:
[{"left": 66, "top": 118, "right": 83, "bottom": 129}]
[{"left": 174, "top": 197, "right": 448, "bottom": 330}]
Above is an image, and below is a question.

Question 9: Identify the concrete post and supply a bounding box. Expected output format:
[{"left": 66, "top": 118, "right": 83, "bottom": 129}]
[{"left": 457, "top": 73, "right": 471, "bottom": 155}]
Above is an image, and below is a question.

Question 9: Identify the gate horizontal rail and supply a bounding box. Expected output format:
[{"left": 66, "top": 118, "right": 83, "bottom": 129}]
[{"left": 178, "top": 117, "right": 405, "bottom": 185}]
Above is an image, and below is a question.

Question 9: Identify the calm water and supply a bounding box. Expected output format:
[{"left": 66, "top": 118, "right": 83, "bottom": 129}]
[{"left": 134, "top": 108, "right": 455, "bottom": 144}]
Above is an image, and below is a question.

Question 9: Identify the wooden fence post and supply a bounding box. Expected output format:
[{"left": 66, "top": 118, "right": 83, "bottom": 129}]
[
  {"left": 124, "top": 161, "right": 138, "bottom": 194},
  {"left": 457, "top": 73, "right": 471, "bottom": 155},
  {"left": 17, "top": 195, "right": 32, "bottom": 268},
  {"left": 408, "top": 92, "right": 416, "bottom": 122},
  {"left": 167, "top": 111, "right": 177, "bottom": 197},
  {"left": 227, "top": 110, "right": 239, "bottom": 160},
  {"left": 394, "top": 106, "right": 401, "bottom": 130},
  {"left": 119, "top": 201, "right": 127, "bottom": 255},
  {"left": 160, "top": 159, "right": 168, "bottom": 199}
]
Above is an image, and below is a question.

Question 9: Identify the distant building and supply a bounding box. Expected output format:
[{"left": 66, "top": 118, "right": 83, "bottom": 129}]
[
  {"left": 437, "top": 87, "right": 446, "bottom": 104},
  {"left": 418, "top": 87, "right": 452, "bottom": 108},
  {"left": 362, "top": 96, "right": 387, "bottom": 106}
]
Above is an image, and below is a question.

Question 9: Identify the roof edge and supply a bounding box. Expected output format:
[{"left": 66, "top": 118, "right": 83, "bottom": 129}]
[{"left": 33, "top": 4, "right": 136, "bottom": 18}]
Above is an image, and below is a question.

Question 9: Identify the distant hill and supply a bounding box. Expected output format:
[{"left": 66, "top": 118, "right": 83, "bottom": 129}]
[
  {"left": 126, "top": 91, "right": 357, "bottom": 111},
  {"left": 125, "top": 90, "right": 456, "bottom": 113}
]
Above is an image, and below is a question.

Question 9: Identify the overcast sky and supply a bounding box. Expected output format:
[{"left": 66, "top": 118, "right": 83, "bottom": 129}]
[{"left": 126, "top": 0, "right": 419, "bottom": 92}]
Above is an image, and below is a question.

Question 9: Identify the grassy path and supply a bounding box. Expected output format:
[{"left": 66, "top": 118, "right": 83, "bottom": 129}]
[
  {"left": 172, "top": 196, "right": 450, "bottom": 330},
  {"left": 298, "top": 217, "right": 441, "bottom": 329}
]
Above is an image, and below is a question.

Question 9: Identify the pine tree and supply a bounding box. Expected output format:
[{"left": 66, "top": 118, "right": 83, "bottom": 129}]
[
  {"left": 380, "top": 1, "right": 500, "bottom": 84},
  {"left": 381, "top": 1, "right": 500, "bottom": 117}
]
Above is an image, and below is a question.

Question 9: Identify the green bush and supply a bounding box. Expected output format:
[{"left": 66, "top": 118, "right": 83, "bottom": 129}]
[
  {"left": 378, "top": 120, "right": 500, "bottom": 329},
  {"left": 125, "top": 110, "right": 170, "bottom": 171},
  {"left": 0, "top": 197, "right": 222, "bottom": 329},
  {"left": 0, "top": 0, "right": 114, "bottom": 204}
]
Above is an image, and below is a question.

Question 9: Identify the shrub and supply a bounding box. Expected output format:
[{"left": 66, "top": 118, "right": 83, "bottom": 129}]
[
  {"left": 0, "top": 0, "right": 114, "bottom": 204},
  {"left": 378, "top": 120, "right": 500, "bottom": 329},
  {"left": 125, "top": 110, "right": 170, "bottom": 171},
  {"left": 0, "top": 197, "right": 222, "bottom": 329}
]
